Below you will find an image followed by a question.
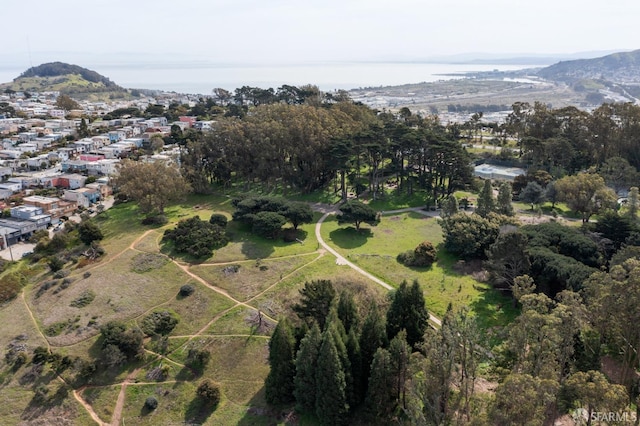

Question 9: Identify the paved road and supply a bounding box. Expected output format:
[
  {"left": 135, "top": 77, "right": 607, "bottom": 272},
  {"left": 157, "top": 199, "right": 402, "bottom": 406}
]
[{"left": 313, "top": 205, "right": 442, "bottom": 327}]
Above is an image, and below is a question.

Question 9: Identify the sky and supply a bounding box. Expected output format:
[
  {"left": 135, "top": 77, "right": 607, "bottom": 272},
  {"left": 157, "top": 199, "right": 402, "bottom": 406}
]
[{"left": 2, "top": 0, "right": 639, "bottom": 69}]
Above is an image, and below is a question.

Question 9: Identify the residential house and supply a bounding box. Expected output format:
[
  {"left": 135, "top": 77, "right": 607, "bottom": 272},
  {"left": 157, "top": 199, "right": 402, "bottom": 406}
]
[
  {"left": 23, "top": 195, "right": 75, "bottom": 222},
  {"left": 56, "top": 173, "right": 87, "bottom": 189}
]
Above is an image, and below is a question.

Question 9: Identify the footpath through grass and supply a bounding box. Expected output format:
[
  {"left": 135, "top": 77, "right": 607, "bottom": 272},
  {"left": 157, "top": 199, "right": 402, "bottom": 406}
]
[{"left": 320, "top": 211, "right": 517, "bottom": 331}]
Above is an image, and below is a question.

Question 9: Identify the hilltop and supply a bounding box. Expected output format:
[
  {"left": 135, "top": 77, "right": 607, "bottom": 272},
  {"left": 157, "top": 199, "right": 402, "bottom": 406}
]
[{"left": 0, "top": 62, "right": 132, "bottom": 100}]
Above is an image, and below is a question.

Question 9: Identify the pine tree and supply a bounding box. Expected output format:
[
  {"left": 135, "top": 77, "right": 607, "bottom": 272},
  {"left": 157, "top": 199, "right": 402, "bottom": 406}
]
[
  {"left": 359, "top": 303, "right": 387, "bottom": 396},
  {"left": 327, "top": 313, "right": 353, "bottom": 411},
  {"left": 389, "top": 330, "right": 411, "bottom": 410},
  {"left": 441, "top": 195, "right": 459, "bottom": 218},
  {"left": 476, "top": 179, "right": 495, "bottom": 217},
  {"left": 386, "top": 280, "right": 429, "bottom": 348},
  {"left": 337, "top": 290, "right": 359, "bottom": 334},
  {"left": 265, "top": 318, "right": 296, "bottom": 405},
  {"left": 293, "top": 280, "right": 336, "bottom": 330},
  {"left": 346, "top": 328, "right": 363, "bottom": 407},
  {"left": 294, "top": 323, "right": 321, "bottom": 413},
  {"left": 316, "top": 330, "right": 349, "bottom": 425},
  {"left": 365, "top": 347, "right": 395, "bottom": 419},
  {"left": 497, "top": 181, "right": 514, "bottom": 216}
]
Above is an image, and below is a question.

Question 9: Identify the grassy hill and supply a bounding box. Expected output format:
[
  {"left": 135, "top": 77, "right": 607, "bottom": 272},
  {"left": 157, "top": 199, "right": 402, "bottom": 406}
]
[
  {"left": 0, "top": 194, "right": 513, "bottom": 425},
  {"left": 0, "top": 62, "right": 132, "bottom": 101}
]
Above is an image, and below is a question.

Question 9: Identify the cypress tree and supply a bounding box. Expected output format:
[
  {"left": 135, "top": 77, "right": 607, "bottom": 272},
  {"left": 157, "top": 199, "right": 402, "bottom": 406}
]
[
  {"left": 265, "top": 318, "right": 296, "bottom": 405},
  {"left": 476, "top": 179, "right": 495, "bottom": 217},
  {"left": 389, "top": 330, "right": 411, "bottom": 410},
  {"left": 386, "top": 280, "right": 429, "bottom": 348},
  {"left": 365, "top": 347, "right": 396, "bottom": 419},
  {"left": 441, "top": 195, "right": 459, "bottom": 218},
  {"left": 359, "top": 303, "right": 387, "bottom": 396},
  {"left": 293, "top": 280, "right": 336, "bottom": 330},
  {"left": 337, "top": 289, "right": 359, "bottom": 334},
  {"left": 497, "top": 181, "right": 514, "bottom": 216},
  {"left": 294, "top": 322, "right": 322, "bottom": 413},
  {"left": 326, "top": 312, "right": 353, "bottom": 411},
  {"left": 316, "top": 329, "right": 349, "bottom": 426},
  {"left": 346, "top": 327, "right": 363, "bottom": 407}
]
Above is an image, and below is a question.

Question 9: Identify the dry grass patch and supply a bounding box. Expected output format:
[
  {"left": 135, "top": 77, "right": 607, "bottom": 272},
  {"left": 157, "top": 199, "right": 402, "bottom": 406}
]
[
  {"left": 130, "top": 253, "right": 169, "bottom": 273},
  {"left": 82, "top": 385, "right": 120, "bottom": 422},
  {"left": 132, "top": 230, "right": 163, "bottom": 253},
  {"left": 190, "top": 253, "right": 318, "bottom": 302},
  {"left": 0, "top": 295, "right": 49, "bottom": 352},
  {"left": 207, "top": 306, "right": 275, "bottom": 336},
  {"left": 158, "top": 283, "right": 236, "bottom": 336},
  {"left": 31, "top": 250, "right": 189, "bottom": 346}
]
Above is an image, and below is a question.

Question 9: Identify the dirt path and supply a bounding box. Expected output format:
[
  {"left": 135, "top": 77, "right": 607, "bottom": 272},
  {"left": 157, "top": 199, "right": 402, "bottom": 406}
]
[
  {"left": 314, "top": 208, "right": 442, "bottom": 327},
  {"left": 73, "top": 387, "right": 109, "bottom": 426}
]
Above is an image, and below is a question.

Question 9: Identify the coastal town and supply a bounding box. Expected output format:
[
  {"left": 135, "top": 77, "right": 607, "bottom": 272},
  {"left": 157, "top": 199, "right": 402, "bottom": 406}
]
[{"left": 0, "top": 89, "right": 202, "bottom": 251}]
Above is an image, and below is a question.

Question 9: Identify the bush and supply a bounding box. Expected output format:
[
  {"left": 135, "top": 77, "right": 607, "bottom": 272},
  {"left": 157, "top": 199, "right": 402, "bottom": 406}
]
[
  {"left": 70, "top": 290, "right": 95, "bottom": 308},
  {"left": 141, "top": 214, "right": 168, "bottom": 225},
  {"left": 397, "top": 241, "right": 437, "bottom": 267},
  {"left": 197, "top": 379, "right": 221, "bottom": 406},
  {"left": 179, "top": 284, "right": 195, "bottom": 297},
  {"left": 48, "top": 256, "right": 65, "bottom": 272},
  {"left": 53, "top": 269, "right": 70, "bottom": 279},
  {"left": 140, "top": 310, "right": 179, "bottom": 336},
  {"left": 209, "top": 213, "right": 228, "bottom": 228},
  {"left": 186, "top": 348, "right": 211, "bottom": 372},
  {"left": 78, "top": 221, "right": 104, "bottom": 245},
  {"left": 144, "top": 396, "right": 158, "bottom": 410},
  {"left": 0, "top": 272, "right": 25, "bottom": 303}
]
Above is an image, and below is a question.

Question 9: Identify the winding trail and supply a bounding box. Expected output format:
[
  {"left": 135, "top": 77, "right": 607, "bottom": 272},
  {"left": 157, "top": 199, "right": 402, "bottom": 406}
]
[{"left": 313, "top": 205, "right": 442, "bottom": 327}]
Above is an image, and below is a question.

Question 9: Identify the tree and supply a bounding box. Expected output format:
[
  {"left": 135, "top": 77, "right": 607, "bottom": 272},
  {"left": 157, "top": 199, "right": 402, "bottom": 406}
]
[
  {"left": 485, "top": 231, "right": 531, "bottom": 289},
  {"left": 365, "top": 348, "right": 396, "bottom": 419},
  {"left": 555, "top": 172, "right": 617, "bottom": 223},
  {"left": 162, "top": 216, "right": 229, "bottom": 258},
  {"left": 519, "top": 181, "right": 545, "bottom": 210},
  {"left": 55, "top": 94, "right": 80, "bottom": 111},
  {"left": 337, "top": 290, "right": 359, "bottom": 334},
  {"left": 497, "top": 181, "right": 515, "bottom": 216},
  {"left": 315, "top": 330, "right": 349, "bottom": 426},
  {"left": 293, "top": 280, "right": 336, "bottom": 330},
  {"left": 282, "top": 202, "right": 313, "bottom": 230},
  {"left": 476, "top": 179, "right": 495, "bottom": 217},
  {"left": 251, "top": 211, "right": 286, "bottom": 239},
  {"left": 489, "top": 373, "right": 559, "bottom": 426},
  {"left": 564, "top": 370, "right": 628, "bottom": 425},
  {"left": 439, "top": 212, "right": 501, "bottom": 259},
  {"left": 197, "top": 380, "right": 222, "bottom": 406},
  {"left": 337, "top": 201, "right": 379, "bottom": 231},
  {"left": 112, "top": 160, "right": 191, "bottom": 218},
  {"left": 359, "top": 303, "right": 387, "bottom": 398},
  {"left": 600, "top": 156, "right": 638, "bottom": 194},
  {"left": 441, "top": 195, "right": 459, "bottom": 218},
  {"left": 294, "top": 323, "right": 322, "bottom": 413},
  {"left": 78, "top": 118, "right": 90, "bottom": 138},
  {"left": 78, "top": 221, "right": 103, "bottom": 245},
  {"left": 386, "top": 280, "right": 428, "bottom": 348},
  {"left": 265, "top": 318, "right": 296, "bottom": 405}
]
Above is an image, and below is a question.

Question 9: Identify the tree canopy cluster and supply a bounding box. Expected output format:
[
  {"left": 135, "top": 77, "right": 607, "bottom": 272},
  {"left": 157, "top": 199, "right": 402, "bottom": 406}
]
[
  {"left": 162, "top": 215, "right": 229, "bottom": 258},
  {"left": 232, "top": 196, "right": 313, "bottom": 239},
  {"left": 265, "top": 279, "right": 440, "bottom": 424}
]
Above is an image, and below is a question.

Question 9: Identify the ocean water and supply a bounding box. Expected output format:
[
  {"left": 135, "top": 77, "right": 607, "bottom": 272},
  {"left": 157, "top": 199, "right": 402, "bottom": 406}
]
[{"left": 0, "top": 62, "right": 542, "bottom": 95}]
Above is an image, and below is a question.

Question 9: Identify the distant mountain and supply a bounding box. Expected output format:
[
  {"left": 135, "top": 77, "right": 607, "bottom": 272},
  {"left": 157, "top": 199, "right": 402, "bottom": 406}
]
[
  {"left": 1, "top": 61, "right": 130, "bottom": 99},
  {"left": 537, "top": 49, "right": 640, "bottom": 83}
]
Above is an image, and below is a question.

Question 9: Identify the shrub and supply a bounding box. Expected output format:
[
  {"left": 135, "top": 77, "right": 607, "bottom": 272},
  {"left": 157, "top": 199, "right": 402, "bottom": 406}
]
[
  {"left": 48, "top": 256, "right": 65, "bottom": 272},
  {"left": 186, "top": 348, "right": 211, "bottom": 372},
  {"left": 398, "top": 241, "right": 437, "bottom": 267},
  {"left": 141, "top": 214, "right": 168, "bottom": 225},
  {"left": 140, "top": 310, "right": 179, "bottom": 336},
  {"left": 197, "top": 379, "right": 221, "bottom": 406},
  {"left": 209, "top": 213, "right": 228, "bottom": 228},
  {"left": 78, "top": 221, "right": 104, "bottom": 245},
  {"left": 53, "top": 269, "right": 70, "bottom": 279},
  {"left": 179, "top": 284, "right": 195, "bottom": 297},
  {"left": 0, "top": 272, "right": 25, "bottom": 303},
  {"left": 70, "top": 290, "right": 95, "bottom": 308},
  {"left": 144, "top": 396, "right": 158, "bottom": 410}
]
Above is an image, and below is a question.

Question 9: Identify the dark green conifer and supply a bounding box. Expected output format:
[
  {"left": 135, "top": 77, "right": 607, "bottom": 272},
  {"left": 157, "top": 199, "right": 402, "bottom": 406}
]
[
  {"left": 294, "top": 323, "right": 322, "bottom": 413},
  {"left": 265, "top": 318, "right": 295, "bottom": 405}
]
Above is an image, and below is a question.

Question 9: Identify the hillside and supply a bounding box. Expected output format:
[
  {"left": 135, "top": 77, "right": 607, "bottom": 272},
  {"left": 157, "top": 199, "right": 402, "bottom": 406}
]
[
  {"left": 0, "top": 62, "right": 131, "bottom": 100},
  {"left": 537, "top": 49, "right": 640, "bottom": 84}
]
